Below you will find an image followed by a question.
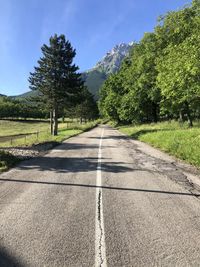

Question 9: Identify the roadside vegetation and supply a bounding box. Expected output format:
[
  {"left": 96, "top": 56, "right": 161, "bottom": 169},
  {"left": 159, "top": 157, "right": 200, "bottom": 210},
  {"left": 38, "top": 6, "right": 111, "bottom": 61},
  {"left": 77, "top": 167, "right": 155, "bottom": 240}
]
[
  {"left": 0, "top": 119, "right": 98, "bottom": 147},
  {"left": 99, "top": 1, "right": 200, "bottom": 168},
  {"left": 0, "top": 120, "right": 50, "bottom": 137},
  {"left": 0, "top": 151, "right": 20, "bottom": 172},
  {"left": 119, "top": 121, "right": 200, "bottom": 168},
  {"left": 0, "top": 119, "right": 98, "bottom": 172},
  {"left": 99, "top": 1, "right": 200, "bottom": 126}
]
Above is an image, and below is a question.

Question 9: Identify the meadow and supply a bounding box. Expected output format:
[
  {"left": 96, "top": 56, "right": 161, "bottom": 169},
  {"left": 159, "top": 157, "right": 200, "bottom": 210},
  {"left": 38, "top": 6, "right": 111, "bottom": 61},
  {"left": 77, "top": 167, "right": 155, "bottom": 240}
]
[
  {"left": 0, "top": 119, "right": 98, "bottom": 171},
  {"left": 119, "top": 121, "right": 200, "bottom": 168},
  {"left": 0, "top": 119, "right": 97, "bottom": 147}
]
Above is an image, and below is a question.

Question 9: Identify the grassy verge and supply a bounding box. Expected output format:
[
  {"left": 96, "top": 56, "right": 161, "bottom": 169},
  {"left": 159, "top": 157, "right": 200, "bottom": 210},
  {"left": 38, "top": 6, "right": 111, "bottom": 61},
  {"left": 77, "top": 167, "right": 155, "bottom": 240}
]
[
  {"left": 118, "top": 121, "right": 200, "bottom": 168},
  {"left": 0, "top": 120, "right": 98, "bottom": 172}
]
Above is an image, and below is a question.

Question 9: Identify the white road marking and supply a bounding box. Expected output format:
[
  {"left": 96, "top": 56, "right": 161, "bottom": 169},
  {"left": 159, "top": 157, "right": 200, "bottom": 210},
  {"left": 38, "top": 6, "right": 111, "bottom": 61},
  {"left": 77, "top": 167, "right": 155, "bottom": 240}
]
[{"left": 95, "top": 128, "right": 107, "bottom": 267}]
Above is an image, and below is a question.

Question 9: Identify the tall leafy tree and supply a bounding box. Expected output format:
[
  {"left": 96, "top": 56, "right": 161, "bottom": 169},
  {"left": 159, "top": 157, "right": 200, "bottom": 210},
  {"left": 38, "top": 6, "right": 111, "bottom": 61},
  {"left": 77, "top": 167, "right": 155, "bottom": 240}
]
[
  {"left": 120, "top": 33, "right": 161, "bottom": 123},
  {"left": 156, "top": 1, "right": 200, "bottom": 126},
  {"left": 75, "top": 87, "right": 99, "bottom": 122},
  {"left": 99, "top": 0, "right": 200, "bottom": 125},
  {"left": 29, "top": 34, "right": 82, "bottom": 135}
]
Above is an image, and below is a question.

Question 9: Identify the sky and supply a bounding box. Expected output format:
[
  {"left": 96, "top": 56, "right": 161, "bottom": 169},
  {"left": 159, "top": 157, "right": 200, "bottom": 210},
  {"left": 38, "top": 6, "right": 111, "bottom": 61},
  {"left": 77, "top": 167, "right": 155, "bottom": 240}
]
[{"left": 0, "top": 0, "right": 191, "bottom": 96}]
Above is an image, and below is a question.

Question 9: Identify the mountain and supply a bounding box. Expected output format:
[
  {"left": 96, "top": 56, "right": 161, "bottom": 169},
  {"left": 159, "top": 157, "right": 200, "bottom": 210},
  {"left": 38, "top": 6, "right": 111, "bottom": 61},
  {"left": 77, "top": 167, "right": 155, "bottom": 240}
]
[
  {"left": 12, "top": 42, "right": 133, "bottom": 100},
  {"left": 92, "top": 42, "right": 133, "bottom": 74},
  {"left": 11, "top": 90, "right": 38, "bottom": 100},
  {"left": 82, "top": 42, "right": 133, "bottom": 98}
]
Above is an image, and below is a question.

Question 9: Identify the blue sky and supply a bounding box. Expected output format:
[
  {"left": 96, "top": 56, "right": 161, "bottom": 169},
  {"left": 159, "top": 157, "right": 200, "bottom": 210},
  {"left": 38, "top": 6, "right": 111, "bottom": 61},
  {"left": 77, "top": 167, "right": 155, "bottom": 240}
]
[{"left": 0, "top": 0, "right": 191, "bottom": 96}]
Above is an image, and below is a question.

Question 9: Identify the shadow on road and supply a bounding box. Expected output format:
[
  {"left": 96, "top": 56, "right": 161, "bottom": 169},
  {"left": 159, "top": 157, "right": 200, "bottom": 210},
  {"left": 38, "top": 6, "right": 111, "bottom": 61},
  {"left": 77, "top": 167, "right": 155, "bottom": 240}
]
[
  {"left": 88, "top": 135, "right": 129, "bottom": 141},
  {"left": 0, "top": 247, "right": 24, "bottom": 267},
  {"left": 16, "top": 156, "right": 133, "bottom": 173},
  {"left": 88, "top": 129, "right": 173, "bottom": 141},
  {"left": 0, "top": 178, "right": 198, "bottom": 197},
  {"left": 54, "top": 142, "right": 99, "bottom": 150}
]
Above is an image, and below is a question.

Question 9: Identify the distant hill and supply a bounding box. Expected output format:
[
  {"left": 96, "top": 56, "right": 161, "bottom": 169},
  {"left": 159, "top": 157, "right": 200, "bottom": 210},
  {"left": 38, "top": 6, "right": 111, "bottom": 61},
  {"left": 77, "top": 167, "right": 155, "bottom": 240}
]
[
  {"left": 11, "top": 90, "right": 38, "bottom": 100},
  {"left": 81, "top": 70, "right": 107, "bottom": 99},
  {"left": 0, "top": 94, "right": 6, "bottom": 97},
  {"left": 11, "top": 42, "right": 133, "bottom": 100}
]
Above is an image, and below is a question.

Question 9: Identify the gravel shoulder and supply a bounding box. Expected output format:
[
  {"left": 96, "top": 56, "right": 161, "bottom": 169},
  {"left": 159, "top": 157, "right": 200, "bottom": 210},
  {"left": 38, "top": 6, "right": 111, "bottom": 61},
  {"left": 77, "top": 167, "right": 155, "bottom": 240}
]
[{"left": 0, "top": 141, "right": 59, "bottom": 159}]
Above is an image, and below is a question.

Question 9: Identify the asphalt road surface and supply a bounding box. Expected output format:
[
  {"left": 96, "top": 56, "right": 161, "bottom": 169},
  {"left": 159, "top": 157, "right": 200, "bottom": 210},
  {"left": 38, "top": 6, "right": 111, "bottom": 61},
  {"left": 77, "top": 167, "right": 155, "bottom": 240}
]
[{"left": 1, "top": 125, "right": 200, "bottom": 267}]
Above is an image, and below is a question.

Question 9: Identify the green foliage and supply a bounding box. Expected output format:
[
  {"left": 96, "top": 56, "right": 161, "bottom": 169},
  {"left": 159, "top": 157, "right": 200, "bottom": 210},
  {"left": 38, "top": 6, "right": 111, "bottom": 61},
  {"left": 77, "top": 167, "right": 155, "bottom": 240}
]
[
  {"left": 156, "top": 2, "right": 200, "bottom": 126},
  {"left": 29, "top": 34, "right": 83, "bottom": 135},
  {"left": 0, "top": 96, "right": 47, "bottom": 119},
  {"left": 99, "top": 0, "right": 200, "bottom": 126},
  {"left": 74, "top": 87, "right": 99, "bottom": 121},
  {"left": 0, "top": 151, "right": 20, "bottom": 172}
]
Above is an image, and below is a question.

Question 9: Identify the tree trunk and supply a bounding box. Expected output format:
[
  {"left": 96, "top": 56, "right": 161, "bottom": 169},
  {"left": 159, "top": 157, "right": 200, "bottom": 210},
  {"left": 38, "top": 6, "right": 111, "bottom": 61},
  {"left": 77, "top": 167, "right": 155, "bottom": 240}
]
[
  {"left": 179, "top": 110, "right": 184, "bottom": 124},
  {"left": 50, "top": 111, "right": 53, "bottom": 135},
  {"left": 53, "top": 105, "right": 58, "bottom": 136},
  {"left": 185, "top": 102, "right": 193, "bottom": 127},
  {"left": 152, "top": 103, "right": 158, "bottom": 123}
]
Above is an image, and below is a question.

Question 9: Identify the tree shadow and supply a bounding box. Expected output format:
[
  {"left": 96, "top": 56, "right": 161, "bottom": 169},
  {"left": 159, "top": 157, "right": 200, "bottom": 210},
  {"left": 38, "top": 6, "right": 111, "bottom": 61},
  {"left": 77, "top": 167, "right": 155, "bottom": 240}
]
[
  {"left": 88, "top": 129, "right": 174, "bottom": 141},
  {"left": 16, "top": 156, "right": 134, "bottom": 173},
  {"left": 0, "top": 247, "right": 25, "bottom": 267},
  {"left": 50, "top": 142, "right": 99, "bottom": 151},
  {"left": 88, "top": 135, "right": 129, "bottom": 141}
]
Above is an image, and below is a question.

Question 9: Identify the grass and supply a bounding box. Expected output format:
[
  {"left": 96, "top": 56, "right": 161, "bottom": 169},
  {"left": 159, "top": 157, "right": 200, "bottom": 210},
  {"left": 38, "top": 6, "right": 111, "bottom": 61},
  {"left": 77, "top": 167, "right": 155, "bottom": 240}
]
[
  {"left": 0, "top": 119, "right": 98, "bottom": 171},
  {"left": 0, "top": 120, "right": 98, "bottom": 147},
  {"left": 0, "top": 120, "right": 50, "bottom": 136},
  {"left": 118, "top": 120, "right": 200, "bottom": 168}
]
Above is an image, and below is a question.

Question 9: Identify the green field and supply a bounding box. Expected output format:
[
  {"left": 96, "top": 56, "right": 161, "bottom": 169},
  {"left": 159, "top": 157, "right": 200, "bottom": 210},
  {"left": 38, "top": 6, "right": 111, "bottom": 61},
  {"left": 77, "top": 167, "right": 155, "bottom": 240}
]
[
  {"left": 0, "top": 119, "right": 79, "bottom": 137},
  {"left": 0, "top": 119, "right": 98, "bottom": 171},
  {"left": 0, "top": 119, "right": 98, "bottom": 147},
  {"left": 119, "top": 121, "right": 200, "bottom": 168}
]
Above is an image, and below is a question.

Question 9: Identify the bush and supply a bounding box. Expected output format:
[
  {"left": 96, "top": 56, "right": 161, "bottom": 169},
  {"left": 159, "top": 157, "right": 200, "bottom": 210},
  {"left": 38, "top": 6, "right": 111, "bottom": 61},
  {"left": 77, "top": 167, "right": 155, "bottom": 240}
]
[{"left": 0, "top": 151, "right": 20, "bottom": 172}]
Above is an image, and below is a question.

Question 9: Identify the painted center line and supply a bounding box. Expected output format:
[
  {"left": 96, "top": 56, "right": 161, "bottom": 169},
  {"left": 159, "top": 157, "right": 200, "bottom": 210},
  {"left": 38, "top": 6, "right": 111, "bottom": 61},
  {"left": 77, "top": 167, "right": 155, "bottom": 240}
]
[{"left": 95, "top": 128, "right": 107, "bottom": 267}]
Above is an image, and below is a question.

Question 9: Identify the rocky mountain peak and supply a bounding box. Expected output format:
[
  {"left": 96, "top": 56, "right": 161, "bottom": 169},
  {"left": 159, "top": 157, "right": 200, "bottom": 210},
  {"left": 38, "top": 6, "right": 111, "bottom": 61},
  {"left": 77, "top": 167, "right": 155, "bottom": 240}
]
[{"left": 92, "top": 42, "right": 133, "bottom": 74}]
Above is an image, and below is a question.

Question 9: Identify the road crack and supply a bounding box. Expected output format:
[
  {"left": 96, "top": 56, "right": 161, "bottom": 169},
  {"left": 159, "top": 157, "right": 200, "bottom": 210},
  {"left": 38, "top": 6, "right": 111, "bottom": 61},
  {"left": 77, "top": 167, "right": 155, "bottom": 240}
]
[{"left": 97, "top": 190, "right": 104, "bottom": 266}]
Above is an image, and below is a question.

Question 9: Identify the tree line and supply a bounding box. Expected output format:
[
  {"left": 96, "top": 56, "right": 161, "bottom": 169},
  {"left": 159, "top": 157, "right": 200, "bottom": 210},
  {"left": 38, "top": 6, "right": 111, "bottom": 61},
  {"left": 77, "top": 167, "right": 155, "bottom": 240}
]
[
  {"left": 0, "top": 96, "right": 47, "bottom": 119},
  {"left": 99, "top": 0, "right": 200, "bottom": 127}
]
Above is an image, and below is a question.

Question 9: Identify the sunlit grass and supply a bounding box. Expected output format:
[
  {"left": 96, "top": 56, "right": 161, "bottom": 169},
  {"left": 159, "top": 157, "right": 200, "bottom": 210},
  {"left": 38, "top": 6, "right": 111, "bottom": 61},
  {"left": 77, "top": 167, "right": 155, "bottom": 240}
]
[
  {"left": 119, "top": 120, "right": 200, "bottom": 167},
  {"left": 0, "top": 119, "right": 98, "bottom": 147}
]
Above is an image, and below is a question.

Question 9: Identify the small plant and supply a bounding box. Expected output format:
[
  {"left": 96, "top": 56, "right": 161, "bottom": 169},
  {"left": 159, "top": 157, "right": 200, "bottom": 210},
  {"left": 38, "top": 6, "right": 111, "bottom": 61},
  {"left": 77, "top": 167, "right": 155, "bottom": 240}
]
[{"left": 0, "top": 151, "right": 20, "bottom": 172}]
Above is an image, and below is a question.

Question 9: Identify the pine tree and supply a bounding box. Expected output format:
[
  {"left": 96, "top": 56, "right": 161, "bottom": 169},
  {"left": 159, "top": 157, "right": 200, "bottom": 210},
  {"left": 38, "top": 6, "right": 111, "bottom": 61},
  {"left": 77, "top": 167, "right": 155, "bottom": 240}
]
[{"left": 29, "top": 34, "right": 82, "bottom": 135}]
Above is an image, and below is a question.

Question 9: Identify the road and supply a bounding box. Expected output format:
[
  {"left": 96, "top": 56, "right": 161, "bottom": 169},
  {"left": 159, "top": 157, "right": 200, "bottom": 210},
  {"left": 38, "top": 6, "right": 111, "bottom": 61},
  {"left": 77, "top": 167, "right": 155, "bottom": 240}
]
[{"left": 0, "top": 125, "right": 200, "bottom": 266}]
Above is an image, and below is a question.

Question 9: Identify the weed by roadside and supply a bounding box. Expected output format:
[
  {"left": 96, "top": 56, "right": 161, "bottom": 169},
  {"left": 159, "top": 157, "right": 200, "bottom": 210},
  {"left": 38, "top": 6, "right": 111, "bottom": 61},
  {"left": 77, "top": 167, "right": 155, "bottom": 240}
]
[{"left": 0, "top": 151, "right": 20, "bottom": 172}]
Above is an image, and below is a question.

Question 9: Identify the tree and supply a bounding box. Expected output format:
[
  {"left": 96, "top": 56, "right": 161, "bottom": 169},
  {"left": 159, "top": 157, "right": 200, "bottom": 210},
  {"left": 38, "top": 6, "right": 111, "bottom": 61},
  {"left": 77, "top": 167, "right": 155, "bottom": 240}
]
[
  {"left": 29, "top": 34, "right": 83, "bottom": 135},
  {"left": 119, "top": 34, "right": 161, "bottom": 123},
  {"left": 75, "top": 87, "right": 98, "bottom": 122},
  {"left": 156, "top": 1, "right": 200, "bottom": 126}
]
